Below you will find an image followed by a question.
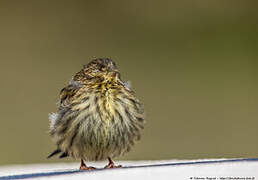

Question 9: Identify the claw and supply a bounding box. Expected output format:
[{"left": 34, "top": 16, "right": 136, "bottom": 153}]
[
  {"left": 104, "top": 157, "right": 122, "bottom": 169},
  {"left": 80, "top": 166, "right": 96, "bottom": 170},
  {"left": 79, "top": 159, "right": 96, "bottom": 170}
]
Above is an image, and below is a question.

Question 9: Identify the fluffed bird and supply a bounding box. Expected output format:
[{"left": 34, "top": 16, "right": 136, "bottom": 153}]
[{"left": 48, "top": 58, "right": 145, "bottom": 170}]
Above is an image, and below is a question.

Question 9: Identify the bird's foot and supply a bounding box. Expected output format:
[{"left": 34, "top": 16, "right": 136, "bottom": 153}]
[
  {"left": 79, "top": 159, "right": 96, "bottom": 170},
  {"left": 104, "top": 157, "right": 122, "bottom": 168},
  {"left": 104, "top": 158, "right": 122, "bottom": 169},
  {"left": 80, "top": 165, "right": 96, "bottom": 170},
  {"left": 104, "top": 163, "right": 122, "bottom": 168}
]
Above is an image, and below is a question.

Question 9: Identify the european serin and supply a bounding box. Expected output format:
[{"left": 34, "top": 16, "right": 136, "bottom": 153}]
[{"left": 48, "top": 58, "right": 145, "bottom": 170}]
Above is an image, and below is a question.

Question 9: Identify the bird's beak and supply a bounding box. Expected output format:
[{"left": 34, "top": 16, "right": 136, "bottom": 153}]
[
  {"left": 109, "top": 71, "right": 117, "bottom": 78},
  {"left": 109, "top": 70, "right": 118, "bottom": 78}
]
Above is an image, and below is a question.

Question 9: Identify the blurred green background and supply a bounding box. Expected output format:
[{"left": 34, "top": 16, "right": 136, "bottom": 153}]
[{"left": 0, "top": 0, "right": 257, "bottom": 165}]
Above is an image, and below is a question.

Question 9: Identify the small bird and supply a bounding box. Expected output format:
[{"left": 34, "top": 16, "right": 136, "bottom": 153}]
[{"left": 48, "top": 58, "right": 145, "bottom": 170}]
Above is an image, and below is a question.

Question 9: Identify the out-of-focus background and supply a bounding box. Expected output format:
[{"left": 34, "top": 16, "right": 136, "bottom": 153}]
[{"left": 0, "top": 0, "right": 257, "bottom": 165}]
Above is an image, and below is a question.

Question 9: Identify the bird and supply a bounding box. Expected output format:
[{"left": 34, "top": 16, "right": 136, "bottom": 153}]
[{"left": 48, "top": 58, "right": 145, "bottom": 170}]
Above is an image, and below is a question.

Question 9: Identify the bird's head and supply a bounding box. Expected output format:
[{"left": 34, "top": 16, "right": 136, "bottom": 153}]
[{"left": 75, "top": 58, "right": 121, "bottom": 83}]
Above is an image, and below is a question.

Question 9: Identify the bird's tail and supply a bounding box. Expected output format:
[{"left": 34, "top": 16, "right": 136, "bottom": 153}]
[
  {"left": 47, "top": 149, "right": 61, "bottom": 158},
  {"left": 47, "top": 149, "right": 69, "bottom": 159}
]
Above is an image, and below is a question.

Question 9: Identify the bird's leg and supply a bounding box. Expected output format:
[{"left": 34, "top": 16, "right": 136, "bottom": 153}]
[
  {"left": 80, "top": 159, "right": 96, "bottom": 170},
  {"left": 104, "top": 157, "right": 122, "bottom": 168}
]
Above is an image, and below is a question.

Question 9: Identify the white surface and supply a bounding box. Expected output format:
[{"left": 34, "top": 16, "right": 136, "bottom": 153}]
[{"left": 0, "top": 159, "right": 257, "bottom": 180}]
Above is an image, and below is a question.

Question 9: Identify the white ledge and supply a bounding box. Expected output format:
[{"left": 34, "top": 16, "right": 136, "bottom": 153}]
[{"left": 0, "top": 158, "right": 257, "bottom": 179}]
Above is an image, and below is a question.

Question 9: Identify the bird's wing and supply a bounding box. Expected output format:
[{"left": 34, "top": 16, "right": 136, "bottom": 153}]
[{"left": 59, "top": 80, "right": 82, "bottom": 107}]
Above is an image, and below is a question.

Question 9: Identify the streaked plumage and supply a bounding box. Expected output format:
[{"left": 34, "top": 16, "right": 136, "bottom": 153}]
[{"left": 48, "top": 58, "right": 145, "bottom": 169}]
